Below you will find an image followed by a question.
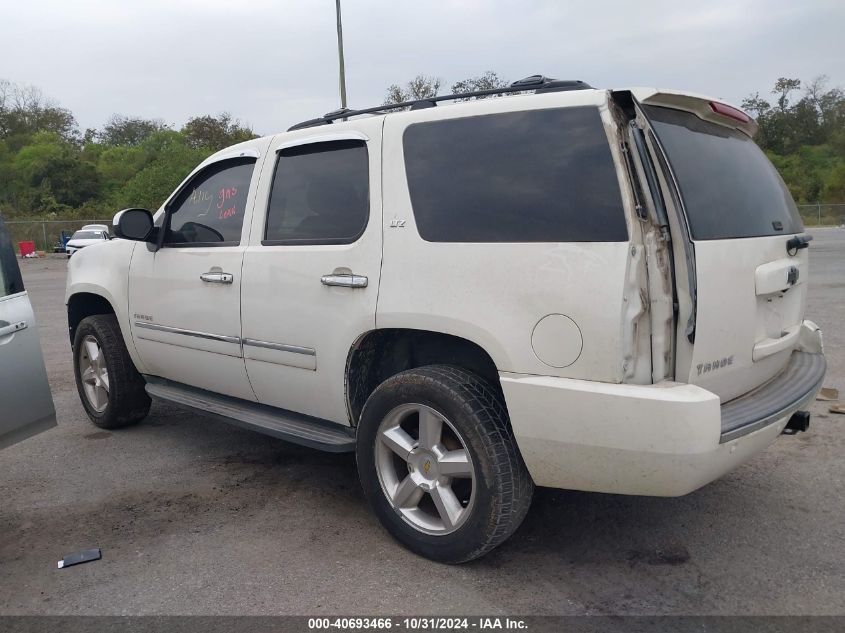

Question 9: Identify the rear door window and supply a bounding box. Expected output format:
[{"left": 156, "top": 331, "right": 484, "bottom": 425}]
[
  {"left": 402, "top": 107, "right": 627, "bottom": 242},
  {"left": 644, "top": 105, "right": 803, "bottom": 240},
  {"left": 264, "top": 140, "right": 369, "bottom": 245}
]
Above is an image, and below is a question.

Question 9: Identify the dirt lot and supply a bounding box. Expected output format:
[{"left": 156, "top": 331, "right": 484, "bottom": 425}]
[{"left": 1, "top": 230, "right": 844, "bottom": 616}]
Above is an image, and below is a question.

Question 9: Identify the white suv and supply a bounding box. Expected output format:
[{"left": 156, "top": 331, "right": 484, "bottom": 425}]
[{"left": 66, "top": 76, "right": 826, "bottom": 562}]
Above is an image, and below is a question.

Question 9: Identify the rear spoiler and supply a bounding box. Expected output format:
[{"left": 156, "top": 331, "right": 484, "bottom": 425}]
[{"left": 626, "top": 88, "right": 758, "bottom": 137}]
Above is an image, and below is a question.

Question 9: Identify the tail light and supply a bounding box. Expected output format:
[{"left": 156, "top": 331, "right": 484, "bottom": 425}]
[{"left": 709, "top": 101, "right": 751, "bottom": 124}]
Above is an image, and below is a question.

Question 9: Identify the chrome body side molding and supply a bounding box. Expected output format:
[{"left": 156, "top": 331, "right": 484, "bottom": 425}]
[
  {"left": 242, "top": 339, "right": 315, "bottom": 356},
  {"left": 134, "top": 321, "right": 240, "bottom": 345}
]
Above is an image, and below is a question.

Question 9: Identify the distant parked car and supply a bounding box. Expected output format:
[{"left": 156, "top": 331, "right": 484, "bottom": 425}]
[
  {"left": 0, "top": 215, "right": 56, "bottom": 449},
  {"left": 80, "top": 224, "right": 110, "bottom": 233},
  {"left": 66, "top": 228, "right": 109, "bottom": 257}
]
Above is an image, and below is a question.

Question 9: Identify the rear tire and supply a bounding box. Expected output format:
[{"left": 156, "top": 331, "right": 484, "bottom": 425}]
[
  {"left": 73, "top": 314, "right": 150, "bottom": 429},
  {"left": 356, "top": 365, "right": 533, "bottom": 563}
]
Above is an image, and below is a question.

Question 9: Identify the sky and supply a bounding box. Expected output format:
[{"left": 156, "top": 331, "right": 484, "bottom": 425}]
[{"left": 2, "top": 0, "right": 844, "bottom": 136}]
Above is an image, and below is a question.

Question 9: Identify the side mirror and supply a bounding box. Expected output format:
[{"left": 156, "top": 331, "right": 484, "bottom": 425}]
[{"left": 113, "top": 208, "right": 154, "bottom": 242}]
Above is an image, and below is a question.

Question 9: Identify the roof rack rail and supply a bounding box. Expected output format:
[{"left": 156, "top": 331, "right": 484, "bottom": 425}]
[{"left": 288, "top": 75, "right": 592, "bottom": 131}]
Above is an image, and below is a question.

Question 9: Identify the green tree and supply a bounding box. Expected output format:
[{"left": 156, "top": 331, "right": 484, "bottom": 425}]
[
  {"left": 116, "top": 130, "right": 208, "bottom": 210},
  {"left": 741, "top": 92, "right": 771, "bottom": 119},
  {"left": 0, "top": 79, "right": 78, "bottom": 150},
  {"left": 804, "top": 76, "right": 844, "bottom": 140},
  {"left": 13, "top": 132, "right": 99, "bottom": 209},
  {"left": 95, "top": 145, "right": 147, "bottom": 199},
  {"left": 98, "top": 115, "right": 170, "bottom": 146},
  {"left": 773, "top": 78, "right": 801, "bottom": 113},
  {"left": 450, "top": 71, "right": 510, "bottom": 100},
  {"left": 742, "top": 76, "right": 845, "bottom": 211},
  {"left": 181, "top": 113, "right": 256, "bottom": 151},
  {"left": 384, "top": 75, "right": 442, "bottom": 105},
  {"left": 822, "top": 162, "right": 845, "bottom": 201}
]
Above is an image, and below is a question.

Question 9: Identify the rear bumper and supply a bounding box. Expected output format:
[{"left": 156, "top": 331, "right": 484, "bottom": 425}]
[
  {"left": 720, "top": 351, "right": 826, "bottom": 442},
  {"left": 500, "top": 346, "right": 825, "bottom": 497}
]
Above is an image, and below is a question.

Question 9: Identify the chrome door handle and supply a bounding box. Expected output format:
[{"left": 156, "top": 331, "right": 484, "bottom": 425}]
[
  {"left": 321, "top": 274, "right": 368, "bottom": 288},
  {"left": 0, "top": 321, "right": 27, "bottom": 337},
  {"left": 200, "top": 271, "right": 234, "bottom": 284}
]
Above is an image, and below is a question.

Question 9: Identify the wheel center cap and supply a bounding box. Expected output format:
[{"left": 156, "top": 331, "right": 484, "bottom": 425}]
[{"left": 408, "top": 448, "right": 439, "bottom": 482}]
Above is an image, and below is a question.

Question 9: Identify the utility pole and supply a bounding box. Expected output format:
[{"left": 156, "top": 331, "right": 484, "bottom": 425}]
[{"left": 335, "top": 0, "right": 347, "bottom": 109}]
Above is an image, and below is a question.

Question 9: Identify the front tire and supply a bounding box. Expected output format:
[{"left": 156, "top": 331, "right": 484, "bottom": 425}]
[
  {"left": 73, "top": 314, "right": 150, "bottom": 429},
  {"left": 356, "top": 365, "right": 533, "bottom": 563}
]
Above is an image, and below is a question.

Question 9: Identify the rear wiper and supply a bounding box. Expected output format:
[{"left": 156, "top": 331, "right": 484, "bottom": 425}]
[{"left": 786, "top": 234, "right": 813, "bottom": 256}]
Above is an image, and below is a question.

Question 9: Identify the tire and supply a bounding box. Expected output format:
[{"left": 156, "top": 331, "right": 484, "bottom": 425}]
[
  {"left": 73, "top": 314, "right": 150, "bottom": 429},
  {"left": 356, "top": 365, "right": 533, "bottom": 563}
]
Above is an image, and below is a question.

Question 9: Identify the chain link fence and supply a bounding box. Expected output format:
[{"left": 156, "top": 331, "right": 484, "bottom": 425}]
[
  {"left": 5, "top": 219, "right": 112, "bottom": 255},
  {"left": 798, "top": 204, "right": 845, "bottom": 227}
]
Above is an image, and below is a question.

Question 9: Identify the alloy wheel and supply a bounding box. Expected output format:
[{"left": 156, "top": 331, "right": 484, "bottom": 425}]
[
  {"left": 375, "top": 403, "right": 476, "bottom": 535},
  {"left": 78, "top": 335, "right": 109, "bottom": 413}
]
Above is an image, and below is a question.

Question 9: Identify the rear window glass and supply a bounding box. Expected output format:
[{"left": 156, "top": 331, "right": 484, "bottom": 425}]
[
  {"left": 645, "top": 105, "right": 803, "bottom": 240},
  {"left": 402, "top": 107, "right": 628, "bottom": 242},
  {"left": 71, "top": 231, "right": 104, "bottom": 240}
]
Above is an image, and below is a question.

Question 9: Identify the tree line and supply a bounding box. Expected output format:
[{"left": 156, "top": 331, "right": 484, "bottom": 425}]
[
  {"left": 1, "top": 73, "right": 843, "bottom": 222},
  {"left": 742, "top": 76, "right": 845, "bottom": 205},
  {"left": 0, "top": 79, "right": 256, "bottom": 220}
]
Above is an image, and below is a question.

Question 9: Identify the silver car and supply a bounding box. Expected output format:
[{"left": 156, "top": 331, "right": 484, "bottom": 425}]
[{"left": 0, "top": 215, "right": 56, "bottom": 448}]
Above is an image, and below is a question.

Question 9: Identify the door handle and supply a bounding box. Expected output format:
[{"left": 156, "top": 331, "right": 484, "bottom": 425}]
[
  {"left": 200, "top": 271, "right": 234, "bottom": 284},
  {"left": 321, "top": 274, "right": 368, "bottom": 288},
  {"left": 0, "top": 321, "right": 27, "bottom": 337}
]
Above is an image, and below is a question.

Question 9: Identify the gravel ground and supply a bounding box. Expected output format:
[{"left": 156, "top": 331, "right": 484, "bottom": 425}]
[{"left": 1, "top": 229, "right": 843, "bottom": 616}]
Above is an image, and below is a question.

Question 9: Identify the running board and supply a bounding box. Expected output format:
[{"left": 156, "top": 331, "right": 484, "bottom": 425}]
[{"left": 144, "top": 377, "right": 356, "bottom": 452}]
